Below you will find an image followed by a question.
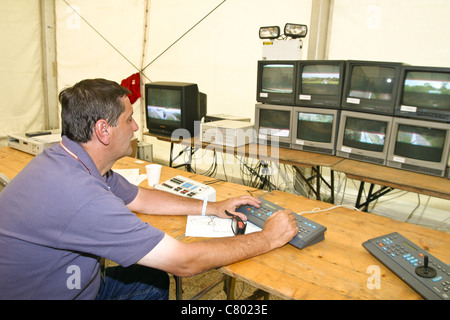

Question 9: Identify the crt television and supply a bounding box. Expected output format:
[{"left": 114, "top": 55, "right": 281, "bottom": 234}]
[
  {"left": 254, "top": 104, "right": 294, "bottom": 148},
  {"left": 386, "top": 117, "right": 450, "bottom": 177},
  {"left": 145, "top": 82, "right": 206, "bottom": 137},
  {"left": 336, "top": 110, "right": 394, "bottom": 165},
  {"left": 296, "top": 60, "right": 346, "bottom": 108},
  {"left": 342, "top": 60, "right": 403, "bottom": 115},
  {"left": 256, "top": 60, "right": 298, "bottom": 105},
  {"left": 395, "top": 65, "right": 450, "bottom": 123},
  {"left": 291, "top": 107, "right": 340, "bottom": 155}
]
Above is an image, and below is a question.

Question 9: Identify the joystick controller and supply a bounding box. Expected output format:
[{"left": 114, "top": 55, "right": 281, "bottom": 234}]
[
  {"left": 363, "top": 232, "right": 449, "bottom": 300},
  {"left": 415, "top": 255, "right": 437, "bottom": 278}
]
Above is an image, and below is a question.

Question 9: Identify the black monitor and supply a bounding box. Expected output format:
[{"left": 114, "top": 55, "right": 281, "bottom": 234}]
[
  {"left": 386, "top": 117, "right": 450, "bottom": 177},
  {"left": 342, "top": 60, "right": 403, "bottom": 115},
  {"left": 291, "top": 107, "right": 340, "bottom": 155},
  {"left": 145, "top": 82, "right": 206, "bottom": 137},
  {"left": 296, "top": 60, "right": 346, "bottom": 108},
  {"left": 256, "top": 60, "right": 297, "bottom": 105},
  {"left": 336, "top": 111, "right": 394, "bottom": 165},
  {"left": 395, "top": 65, "right": 450, "bottom": 123},
  {"left": 254, "top": 104, "right": 293, "bottom": 148}
]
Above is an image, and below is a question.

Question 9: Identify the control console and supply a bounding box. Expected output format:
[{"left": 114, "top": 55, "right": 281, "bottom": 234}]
[{"left": 363, "top": 232, "right": 449, "bottom": 300}]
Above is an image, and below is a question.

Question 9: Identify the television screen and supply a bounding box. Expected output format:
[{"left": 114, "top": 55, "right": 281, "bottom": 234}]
[
  {"left": 394, "top": 124, "right": 446, "bottom": 163},
  {"left": 261, "top": 64, "right": 295, "bottom": 94},
  {"left": 343, "top": 116, "right": 387, "bottom": 152},
  {"left": 257, "top": 61, "right": 297, "bottom": 105},
  {"left": 301, "top": 64, "right": 341, "bottom": 96},
  {"left": 259, "top": 109, "right": 291, "bottom": 137},
  {"left": 342, "top": 61, "right": 402, "bottom": 115},
  {"left": 146, "top": 87, "right": 181, "bottom": 124},
  {"left": 402, "top": 71, "right": 450, "bottom": 110},
  {"left": 348, "top": 65, "right": 396, "bottom": 101},
  {"left": 297, "top": 112, "right": 334, "bottom": 143},
  {"left": 145, "top": 81, "right": 206, "bottom": 137}
]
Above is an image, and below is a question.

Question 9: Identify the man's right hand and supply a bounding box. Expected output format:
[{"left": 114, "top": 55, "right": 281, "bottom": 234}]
[{"left": 261, "top": 209, "right": 299, "bottom": 249}]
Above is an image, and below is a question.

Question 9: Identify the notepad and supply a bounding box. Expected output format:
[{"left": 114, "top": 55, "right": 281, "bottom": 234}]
[{"left": 185, "top": 215, "right": 261, "bottom": 238}]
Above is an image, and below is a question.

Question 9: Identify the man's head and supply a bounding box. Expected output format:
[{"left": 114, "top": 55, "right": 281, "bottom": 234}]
[{"left": 59, "top": 78, "right": 132, "bottom": 143}]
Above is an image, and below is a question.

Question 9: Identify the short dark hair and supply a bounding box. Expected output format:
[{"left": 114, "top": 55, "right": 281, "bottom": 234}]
[{"left": 59, "top": 79, "right": 131, "bottom": 143}]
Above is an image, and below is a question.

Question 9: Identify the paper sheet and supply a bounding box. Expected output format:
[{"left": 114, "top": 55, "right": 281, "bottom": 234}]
[
  {"left": 114, "top": 168, "right": 147, "bottom": 186},
  {"left": 185, "top": 215, "right": 261, "bottom": 238}
]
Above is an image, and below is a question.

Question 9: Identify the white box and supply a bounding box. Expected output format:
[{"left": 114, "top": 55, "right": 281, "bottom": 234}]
[
  {"left": 7, "top": 131, "right": 61, "bottom": 155},
  {"left": 154, "top": 175, "right": 216, "bottom": 201},
  {"left": 204, "top": 114, "right": 251, "bottom": 123},
  {"left": 201, "top": 120, "right": 255, "bottom": 147},
  {"left": 262, "top": 39, "right": 303, "bottom": 60}
]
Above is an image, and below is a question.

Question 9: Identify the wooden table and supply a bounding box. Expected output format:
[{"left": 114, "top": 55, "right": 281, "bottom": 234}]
[
  {"left": 2, "top": 147, "right": 450, "bottom": 300},
  {"left": 0, "top": 147, "right": 34, "bottom": 179},
  {"left": 332, "top": 159, "right": 450, "bottom": 211},
  {"left": 112, "top": 155, "right": 450, "bottom": 300},
  {"left": 332, "top": 159, "right": 450, "bottom": 200}
]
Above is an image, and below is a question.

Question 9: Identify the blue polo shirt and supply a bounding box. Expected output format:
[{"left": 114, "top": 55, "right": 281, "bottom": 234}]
[{"left": 0, "top": 136, "right": 165, "bottom": 299}]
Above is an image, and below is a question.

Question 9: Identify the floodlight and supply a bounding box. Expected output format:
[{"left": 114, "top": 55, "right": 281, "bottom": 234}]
[
  {"left": 284, "top": 23, "right": 308, "bottom": 38},
  {"left": 259, "top": 26, "right": 280, "bottom": 39}
]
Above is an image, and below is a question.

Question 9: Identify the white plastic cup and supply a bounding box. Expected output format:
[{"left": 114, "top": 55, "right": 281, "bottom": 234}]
[{"left": 145, "top": 164, "right": 162, "bottom": 187}]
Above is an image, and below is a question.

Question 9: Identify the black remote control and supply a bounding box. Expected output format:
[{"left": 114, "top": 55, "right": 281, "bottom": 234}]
[{"left": 363, "top": 232, "right": 449, "bottom": 300}]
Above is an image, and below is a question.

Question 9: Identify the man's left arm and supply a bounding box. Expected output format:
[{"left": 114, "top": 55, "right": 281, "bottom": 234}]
[{"left": 126, "top": 187, "right": 260, "bottom": 220}]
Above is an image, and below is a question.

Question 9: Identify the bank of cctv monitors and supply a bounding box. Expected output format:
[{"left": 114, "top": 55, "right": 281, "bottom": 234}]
[
  {"left": 254, "top": 59, "right": 450, "bottom": 177},
  {"left": 257, "top": 60, "right": 450, "bottom": 122}
]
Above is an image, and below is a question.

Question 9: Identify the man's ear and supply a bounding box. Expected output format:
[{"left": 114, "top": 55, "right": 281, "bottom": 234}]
[{"left": 94, "top": 119, "right": 111, "bottom": 146}]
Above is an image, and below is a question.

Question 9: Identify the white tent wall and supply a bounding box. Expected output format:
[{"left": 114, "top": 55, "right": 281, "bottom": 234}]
[
  {"left": 328, "top": 0, "right": 450, "bottom": 67},
  {"left": 56, "top": 0, "right": 146, "bottom": 88},
  {"left": 142, "top": 0, "right": 312, "bottom": 121},
  {"left": 0, "top": 0, "right": 45, "bottom": 140},
  {"left": 55, "top": 0, "right": 147, "bottom": 141}
]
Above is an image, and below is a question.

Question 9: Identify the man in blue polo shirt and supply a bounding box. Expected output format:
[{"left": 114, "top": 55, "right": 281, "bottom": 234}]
[{"left": 0, "top": 78, "right": 298, "bottom": 300}]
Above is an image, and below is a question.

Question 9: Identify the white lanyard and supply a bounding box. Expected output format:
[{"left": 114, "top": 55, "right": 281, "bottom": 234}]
[{"left": 59, "top": 141, "right": 91, "bottom": 175}]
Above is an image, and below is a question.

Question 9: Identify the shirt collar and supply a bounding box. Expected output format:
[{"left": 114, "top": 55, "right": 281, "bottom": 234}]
[{"left": 60, "top": 135, "right": 104, "bottom": 180}]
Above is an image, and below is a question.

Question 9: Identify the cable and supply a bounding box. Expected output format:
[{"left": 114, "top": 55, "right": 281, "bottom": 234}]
[{"left": 297, "top": 204, "right": 361, "bottom": 216}]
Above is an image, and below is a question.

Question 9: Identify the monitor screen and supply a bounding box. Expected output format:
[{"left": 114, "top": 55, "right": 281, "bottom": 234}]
[
  {"left": 401, "top": 70, "right": 450, "bottom": 111},
  {"left": 348, "top": 65, "right": 396, "bottom": 101},
  {"left": 261, "top": 64, "right": 295, "bottom": 94},
  {"left": 343, "top": 116, "right": 387, "bottom": 152},
  {"left": 297, "top": 112, "right": 334, "bottom": 143},
  {"left": 301, "top": 64, "right": 341, "bottom": 96},
  {"left": 394, "top": 124, "right": 446, "bottom": 163},
  {"left": 146, "top": 87, "right": 181, "bottom": 125},
  {"left": 259, "top": 109, "right": 291, "bottom": 137}
]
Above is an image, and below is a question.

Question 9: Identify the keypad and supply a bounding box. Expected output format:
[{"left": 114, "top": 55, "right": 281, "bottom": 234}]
[
  {"left": 364, "top": 232, "right": 450, "bottom": 300},
  {"left": 236, "top": 197, "right": 327, "bottom": 250}
]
